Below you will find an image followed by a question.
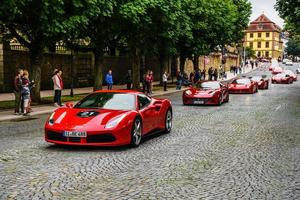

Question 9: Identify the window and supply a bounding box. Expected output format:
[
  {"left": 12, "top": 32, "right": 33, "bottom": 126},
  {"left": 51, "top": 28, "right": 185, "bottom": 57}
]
[
  {"left": 250, "top": 33, "right": 253, "bottom": 38},
  {"left": 265, "top": 51, "right": 269, "bottom": 57},
  {"left": 138, "top": 95, "right": 151, "bottom": 110},
  {"left": 250, "top": 42, "right": 253, "bottom": 48},
  {"left": 266, "top": 42, "right": 269, "bottom": 48},
  {"left": 258, "top": 42, "right": 261, "bottom": 48},
  {"left": 258, "top": 33, "right": 262, "bottom": 38},
  {"left": 266, "top": 32, "right": 270, "bottom": 37},
  {"left": 257, "top": 51, "right": 261, "bottom": 57}
]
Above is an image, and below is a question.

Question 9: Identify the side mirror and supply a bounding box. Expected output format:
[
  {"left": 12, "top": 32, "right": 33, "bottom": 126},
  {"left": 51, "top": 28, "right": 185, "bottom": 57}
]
[
  {"left": 285, "top": 74, "right": 290, "bottom": 78},
  {"left": 65, "top": 102, "right": 73, "bottom": 108}
]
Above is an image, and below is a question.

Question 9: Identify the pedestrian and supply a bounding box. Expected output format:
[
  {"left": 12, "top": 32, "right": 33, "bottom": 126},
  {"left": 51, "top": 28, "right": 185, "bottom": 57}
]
[
  {"left": 176, "top": 71, "right": 183, "bottom": 90},
  {"left": 251, "top": 60, "right": 254, "bottom": 69},
  {"left": 190, "top": 71, "right": 195, "bottom": 86},
  {"left": 162, "top": 71, "right": 168, "bottom": 91},
  {"left": 208, "top": 67, "right": 213, "bottom": 81},
  {"left": 194, "top": 69, "right": 201, "bottom": 83},
  {"left": 202, "top": 69, "right": 206, "bottom": 80},
  {"left": 105, "top": 69, "right": 113, "bottom": 90},
  {"left": 13, "top": 69, "right": 23, "bottom": 115},
  {"left": 145, "top": 71, "right": 152, "bottom": 95},
  {"left": 149, "top": 71, "right": 154, "bottom": 94},
  {"left": 21, "top": 70, "right": 31, "bottom": 116},
  {"left": 213, "top": 68, "right": 218, "bottom": 81},
  {"left": 125, "top": 70, "right": 132, "bottom": 90},
  {"left": 52, "top": 69, "right": 63, "bottom": 107}
]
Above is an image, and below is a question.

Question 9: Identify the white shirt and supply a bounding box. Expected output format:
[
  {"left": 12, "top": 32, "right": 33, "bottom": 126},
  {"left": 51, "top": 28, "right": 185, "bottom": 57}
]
[
  {"left": 52, "top": 75, "right": 62, "bottom": 90},
  {"left": 163, "top": 74, "right": 168, "bottom": 82}
]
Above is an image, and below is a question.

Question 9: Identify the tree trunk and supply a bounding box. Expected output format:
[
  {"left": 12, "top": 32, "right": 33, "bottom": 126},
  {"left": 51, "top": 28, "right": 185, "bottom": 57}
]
[
  {"left": 180, "top": 53, "right": 186, "bottom": 72},
  {"left": 93, "top": 49, "right": 104, "bottom": 91},
  {"left": 159, "top": 53, "right": 169, "bottom": 85},
  {"left": 29, "top": 48, "right": 43, "bottom": 102},
  {"left": 131, "top": 47, "right": 141, "bottom": 90},
  {"left": 193, "top": 56, "right": 199, "bottom": 71}
]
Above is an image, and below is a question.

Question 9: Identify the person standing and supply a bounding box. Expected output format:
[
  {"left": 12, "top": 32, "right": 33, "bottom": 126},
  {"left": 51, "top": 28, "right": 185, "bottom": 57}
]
[
  {"left": 125, "top": 70, "right": 132, "bottom": 90},
  {"left": 176, "top": 71, "right": 183, "bottom": 90},
  {"left": 149, "top": 71, "right": 154, "bottom": 94},
  {"left": 162, "top": 71, "right": 168, "bottom": 91},
  {"left": 13, "top": 69, "right": 23, "bottom": 115},
  {"left": 105, "top": 69, "right": 113, "bottom": 90},
  {"left": 208, "top": 67, "right": 213, "bottom": 81},
  {"left": 52, "top": 69, "right": 63, "bottom": 107},
  {"left": 145, "top": 71, "right": 152, "bottom": 95},
  {"left": 202, "top": 69, "right": 206, "bottom": 80},
  {"left": 21, "top": 70, "right": 31, "bottom": 115},
  {"left": 213, "top": 68, "right": 218, "bottom": 81}
]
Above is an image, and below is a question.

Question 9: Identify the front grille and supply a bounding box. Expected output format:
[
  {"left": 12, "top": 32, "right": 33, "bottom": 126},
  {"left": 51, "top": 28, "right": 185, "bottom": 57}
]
[
  {"left": 192, "top": 98, "right": 210, "bottom": 104},
  {"left": 47, "top": 131, "right": 67, "bottom": 142},
  {"left": 86, "top": 134, "right": 116, "bottom": 143},
  {"left": 69, "top": 137, "right": 81, "bottom": 143}
]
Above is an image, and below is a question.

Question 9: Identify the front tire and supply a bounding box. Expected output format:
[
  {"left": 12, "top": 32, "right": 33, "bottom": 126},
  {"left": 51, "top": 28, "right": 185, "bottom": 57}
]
[
  {"left": 130, "top": 118, "right": 142, "bottom": 147},
  {"left": 164, "top": 109, "right": 172, "bottom": 133}
]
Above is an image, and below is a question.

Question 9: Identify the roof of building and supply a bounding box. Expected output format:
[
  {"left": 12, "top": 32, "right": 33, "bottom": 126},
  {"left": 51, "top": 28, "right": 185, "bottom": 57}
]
[{"left": 246, "top": 14, "right": 282, "bottom": 33}]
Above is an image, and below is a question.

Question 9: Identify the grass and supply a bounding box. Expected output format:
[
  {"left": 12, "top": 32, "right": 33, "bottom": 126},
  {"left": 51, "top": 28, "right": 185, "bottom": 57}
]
[{"left": 0, "top": 94, "right": 88, "bottom": 110}]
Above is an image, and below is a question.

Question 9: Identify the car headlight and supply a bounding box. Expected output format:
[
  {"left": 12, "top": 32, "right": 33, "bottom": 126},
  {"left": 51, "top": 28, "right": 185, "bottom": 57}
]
[
  {"left": 105, "top": 114, "right": 127, "bottom": 129},
  {"left": 185, "top": 90, "right": 192, "bottom": 95},
  {"left": 48, "top": 112, "right": 56, "bottom": 126}
]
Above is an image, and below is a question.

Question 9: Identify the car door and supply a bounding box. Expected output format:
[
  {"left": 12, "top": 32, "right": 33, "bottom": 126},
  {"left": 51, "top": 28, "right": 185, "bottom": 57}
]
[
  {"left": 220, "top": 83, "right": 228, "bottom": 101},
  {"left": 137, "top": 95, "right": 157, "bottom": 134}
]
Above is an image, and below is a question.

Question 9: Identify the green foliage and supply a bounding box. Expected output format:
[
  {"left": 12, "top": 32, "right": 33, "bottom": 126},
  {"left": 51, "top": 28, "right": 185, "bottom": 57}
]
[
  {"left": 286, "top": 38, "right": 300, "bottom": 57},
  {"left": 245, "top": 47, "right": 255, "bottom": 58}
]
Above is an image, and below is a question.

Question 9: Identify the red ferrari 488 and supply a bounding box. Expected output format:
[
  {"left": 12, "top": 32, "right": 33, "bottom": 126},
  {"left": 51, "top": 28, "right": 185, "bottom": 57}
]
[
  {"left": 272, "top": 67, "right": 283, "bottom": 75},
  {"left": 228, "top": 78, "right": 258, "bottom": 94},
  {"left": 250, "top": 76, "right": 269, "bottom": 89},
  {"left": 182, "top": 81, "right": 229, "bottom": 106},
  {"left": 283, "top": 70, "right": 297, "bottom": 81},
  {"left": 271, "top": 73, "right": 294, "bottom": 84},
  {"left": 45, "top": 90, "right": 172, "bottom": 147}
]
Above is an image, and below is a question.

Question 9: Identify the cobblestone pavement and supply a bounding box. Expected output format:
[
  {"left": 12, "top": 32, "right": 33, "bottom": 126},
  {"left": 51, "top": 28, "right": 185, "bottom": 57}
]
[{"left": 0, "top": 64, "right": 300, "bottom": 199}]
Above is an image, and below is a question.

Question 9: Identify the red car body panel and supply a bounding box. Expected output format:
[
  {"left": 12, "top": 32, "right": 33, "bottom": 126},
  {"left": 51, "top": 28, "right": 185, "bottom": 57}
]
[
  {"left": 271, "top": 74, "right": 293, "bottom": 84},
  {"left": 182, "top": 81, "right": 229, "bottom": 105},
  {"left": 250, "top": 77, "right": 269, "bottom": 89},
  {"left": 283, "top": 70, "right": 298, "bottom": 81},
  {"left": 44, "top": 90, "right": 172, "bottom": 146},
  {"left": 268, "top": 65, "right": 274, "bottom": 71},
  {"left": 272, "top": 67, "right": 283, "bottom": 74},
  {"left": 228, "top": 78, "right": 258, "bottom": 94}
]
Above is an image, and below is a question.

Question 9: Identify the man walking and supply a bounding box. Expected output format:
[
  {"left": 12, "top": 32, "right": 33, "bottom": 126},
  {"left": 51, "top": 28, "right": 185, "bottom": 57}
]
[
  {"left": 208, "top": 67, "right": 213, "bottom": 81},
  {"left": 105, "top": 69, "right": 113, "bottom": 90},
  {"left": 13, "top": 69, "right": 23, "bottom": 114},
  {"left": 162, "top": 71, "right": 168, "bottom": 91},
  {"left": 52, "top": 69, "right": 63, "bottom": 107}
]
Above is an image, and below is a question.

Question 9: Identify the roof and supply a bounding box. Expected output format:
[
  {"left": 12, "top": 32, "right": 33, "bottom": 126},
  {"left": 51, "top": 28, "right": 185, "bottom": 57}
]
[
  {"left": 246, "top": 14, "right": 282, "bottom": 33},
  {"left": 94, "top": 89, "right": 142, "bottom": 95}
]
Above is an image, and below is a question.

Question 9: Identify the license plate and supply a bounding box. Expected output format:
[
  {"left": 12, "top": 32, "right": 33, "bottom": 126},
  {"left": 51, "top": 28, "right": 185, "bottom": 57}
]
[
  {"left": 193, "top": 100, "right": 204, "bottom": 104},
  {"left": 63, "top": 131, "right": 87, "bottom": 137}
]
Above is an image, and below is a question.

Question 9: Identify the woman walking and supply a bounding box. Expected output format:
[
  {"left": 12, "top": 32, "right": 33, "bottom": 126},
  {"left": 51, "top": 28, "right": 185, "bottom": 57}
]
[{"left": 52, "top": 69, "right": 63, "bottom": 107}]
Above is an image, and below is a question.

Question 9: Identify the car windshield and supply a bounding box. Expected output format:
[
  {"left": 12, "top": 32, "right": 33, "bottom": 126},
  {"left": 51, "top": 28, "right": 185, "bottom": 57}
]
[
  {"left": 232, "top": 79, "right": 250, "bottom": 85},
  {"left": 196, "top": 82, "right": 220, "bottom": 90},
  {"left": 251, "top": 76, "right": 262, "bottom": 81},
  {"left": 75, "top": 93, "right": 136, "bottom": 110},
  {"left": 284, "top": 70, "right": 293, "bottom": 75},
  {"left": 275, "top": 73, "right": 285, "bottom": 78}
]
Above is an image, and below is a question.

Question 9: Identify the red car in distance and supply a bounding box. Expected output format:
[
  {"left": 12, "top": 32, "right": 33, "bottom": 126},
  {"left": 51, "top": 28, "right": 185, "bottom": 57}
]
[
  {"left": 182, "top": 81, "right": 229, "bottom": 106},
  {"left": 250, "top": 75, "right": 269, "bottom": 89},
  {"left": 283, "top": 70, "right": 297, "bottom": 81},
  {"left": 45, "top": 90, "right": 173, "bottom": 147},
  {"left": 268, "top": 65, "right": 274, "bottom": 71},
  {"left": 228, "top": 78, "right": 258, "bottom": 94},
  {"left": 271, "top": 73, "right": 294, "bottom": 84},
  {"left": 272, "top": 67, "right": 283, "bottom": 74}
]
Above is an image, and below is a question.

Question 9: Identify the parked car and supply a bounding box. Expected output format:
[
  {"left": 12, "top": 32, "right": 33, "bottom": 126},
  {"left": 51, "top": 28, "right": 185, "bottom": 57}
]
[
  {"left": 228, "top": 78, "right": 258, "bottom": 94},
  {"left": 296, "top": 68, "right": 300, "bottom": 74},
  {"left": 182, "top": 81, "right": 229, "bottom": 106},
  {"left": 283, "top": 70, "right": 297, "bottom": 81},
  {"left": 282, "top": 59, "right": 289, "bottom": 64},
  {"left": 271, "top": 73, "right": 293, "bottom": 84},
  {"left": 285, "top": 60, "right": 293, "bottom": 66},
  {"left": 45, "top": 90, "right": 173, "bottom": 147},
  {"left": 250, "top": 75, "right": 269, "bottom": 89}
]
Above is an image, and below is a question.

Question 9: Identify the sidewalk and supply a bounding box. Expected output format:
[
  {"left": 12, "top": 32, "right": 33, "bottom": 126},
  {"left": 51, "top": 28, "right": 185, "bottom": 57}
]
[{"left": 0, "top": 66, "right": 255, "bottom": 122}]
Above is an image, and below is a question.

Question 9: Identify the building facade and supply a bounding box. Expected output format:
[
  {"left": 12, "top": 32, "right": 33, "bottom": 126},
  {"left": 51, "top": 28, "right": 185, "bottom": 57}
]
[{"left": 244, "top": 14, "right": 283, "bottom": 59}]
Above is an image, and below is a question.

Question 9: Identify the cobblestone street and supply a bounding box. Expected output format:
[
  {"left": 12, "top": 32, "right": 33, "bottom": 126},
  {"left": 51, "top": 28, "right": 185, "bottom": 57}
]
[{"left": 1, "top": 65, "right": 300, "bottom": 199}]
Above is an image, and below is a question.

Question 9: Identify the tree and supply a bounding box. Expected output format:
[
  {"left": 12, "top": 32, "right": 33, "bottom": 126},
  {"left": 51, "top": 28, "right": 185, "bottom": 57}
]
[
  {"left": 286, "top": 38, "right": 300, "bottom": 58},
  {"left": 276, "top": 0, "right": 300, "bottom": 35},
  {"left": 0, "top": 0, "right": 94, "bottom": 101},
  {"left": 245, "top": 47, "right": 255, "bottom": 58}
]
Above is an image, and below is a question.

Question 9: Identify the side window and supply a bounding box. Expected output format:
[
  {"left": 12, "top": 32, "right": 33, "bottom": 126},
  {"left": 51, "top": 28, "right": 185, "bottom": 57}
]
[{"left": 138, "top": 95, "right": 151, "bottom": 110}]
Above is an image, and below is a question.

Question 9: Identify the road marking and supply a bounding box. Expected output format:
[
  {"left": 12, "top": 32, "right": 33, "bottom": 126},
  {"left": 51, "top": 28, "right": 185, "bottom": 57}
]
[{"left": 275, "top": 105, "right": 281, "bottom": 111}]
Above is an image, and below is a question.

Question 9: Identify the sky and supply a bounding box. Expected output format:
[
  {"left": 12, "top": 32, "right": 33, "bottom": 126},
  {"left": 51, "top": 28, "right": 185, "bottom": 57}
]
[{"left": 249, "top": 0, "right": 284, "bottom": 28}]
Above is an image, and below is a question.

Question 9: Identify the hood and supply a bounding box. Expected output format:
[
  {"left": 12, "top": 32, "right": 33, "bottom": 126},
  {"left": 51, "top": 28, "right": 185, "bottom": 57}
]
[
  {"left": 49, "top": 108, "right": 130, "bottom": 130},
  {"left": 229, "top": 83, "right": 250, "bottom": 89},
  {"left": 186, "top": 88, "right": 217, "bottom": 97}
]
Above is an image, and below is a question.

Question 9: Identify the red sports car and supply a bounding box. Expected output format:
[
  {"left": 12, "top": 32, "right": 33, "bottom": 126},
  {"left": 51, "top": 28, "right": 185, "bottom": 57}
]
[
  {"left": 272, "top": 67, "right": 283, "bottom": 74},
  {"left": 271, "top": 73, "right": 294, "bottom": 84},
  {"left": 182, "top": 81, "right": 229, "bottom": 106},
  {"left": 250, "top": 75, "right": 269, "bottom": 89},
  {"left": 283, "top": 70, "right": 297, "bottom": 81},
  {"left": 268, "top": 65, "right": 274, "bottom": 71},
  {"left": 45, "top": 90, "right": 173, "bottom": 147},
  {"left": 228, "top": 78, "right": 258, "bottom": 94}
]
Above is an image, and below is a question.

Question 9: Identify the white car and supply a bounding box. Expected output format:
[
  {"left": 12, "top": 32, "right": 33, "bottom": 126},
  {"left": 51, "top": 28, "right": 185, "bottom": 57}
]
[
  {"left": 296, "top": 68, "right": 300, "bottom": 74},
  {"left": 286, "top": 60, "right": 293, "bottom": 66},
  {"left": 282, "top": 59, "right": 289, "bottom": 64}
]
